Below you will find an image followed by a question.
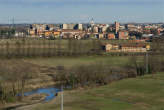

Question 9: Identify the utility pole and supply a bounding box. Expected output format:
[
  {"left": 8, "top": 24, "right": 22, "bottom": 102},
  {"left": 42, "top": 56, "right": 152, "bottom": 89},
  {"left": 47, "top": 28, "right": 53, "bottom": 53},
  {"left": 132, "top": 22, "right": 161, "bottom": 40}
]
[
  {"left": 61, "top": 85, "right": 63, "bottom": 110},
  {"left": 11, "top": 17, "right": 15, "bottom": 29},
  {"left": 146, "top": 51, "right": 149, "bottom": 73},
  {"left": 12, "top": 17, "right": 15, "bottom": 28}
]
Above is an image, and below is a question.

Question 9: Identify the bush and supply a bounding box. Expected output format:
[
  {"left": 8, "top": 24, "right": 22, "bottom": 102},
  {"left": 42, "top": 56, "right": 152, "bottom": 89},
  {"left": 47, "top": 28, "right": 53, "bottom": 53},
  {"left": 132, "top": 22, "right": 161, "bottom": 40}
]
[
  {"left": 54, "top": 63, "right": 137, "bottom": 88},
  {"left": 6, "top": 96, "right": 16, "bottom": 103}
]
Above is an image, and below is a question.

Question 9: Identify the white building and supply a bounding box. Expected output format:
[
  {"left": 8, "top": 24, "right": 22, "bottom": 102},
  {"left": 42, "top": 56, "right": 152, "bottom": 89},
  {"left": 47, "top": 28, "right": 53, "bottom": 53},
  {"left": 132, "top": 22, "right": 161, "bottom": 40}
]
[{"left": 78, "top": 24, "right": 83, "bottom": 30}]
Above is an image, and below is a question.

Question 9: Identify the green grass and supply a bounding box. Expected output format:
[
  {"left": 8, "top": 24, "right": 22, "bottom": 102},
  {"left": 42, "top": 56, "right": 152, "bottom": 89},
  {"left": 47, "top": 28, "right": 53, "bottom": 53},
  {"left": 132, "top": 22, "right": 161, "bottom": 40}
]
[
  {"left": 32, "top": 72, "right": 164, "bottom": 110},
  {"left": 24, "top": 56, "right": 134, "bottom": 68}
]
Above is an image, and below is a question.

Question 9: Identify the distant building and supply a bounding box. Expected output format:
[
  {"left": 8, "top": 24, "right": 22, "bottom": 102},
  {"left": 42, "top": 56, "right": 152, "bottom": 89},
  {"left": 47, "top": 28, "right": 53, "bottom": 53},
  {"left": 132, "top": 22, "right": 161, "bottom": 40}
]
[
  {"left": 101, "top": 25, "right": 108, "bottom": 32},
  {"left": 28, "top": 24, "right": 57, "bottom": 37},
  {"left": 93, "top": 26, "right": 99, "bottom": 33},
  {"left": 62, "top": 24, "right": 67, "bottom": 29},
  {"left": 15, "top": 32, "right": 25, "bottom": 37},
  {"left": 29, "top": 30, "right": 36, "bottom": 36},
  {"left": 53, "top": 31, "right": 61, "bottom": 38},
  {"left": 144, "top": 25, "right": 157, "bottom": 29},
  {"left": 126, "top": 24, "right": 139, "bottom": 31},
  {"left": 120, "top": 44, "right": 149, "bottom": 52},
  {"left": 115, "top": 22, "right": 120, "bottom": 34},
  {"left": 102, "top": 43, "right": 150, "bottom": 52},
  {"left": 62, "top": 24, "right": 75, "bottom": 29},
  {"left": 61, "top": 29, "right": 84, "bottom": 39},
  {"left": 102, "top": 43, "right": 119, "bottom": 52},
  {"left": 62, "top": 23, "right": 82, "bottom": 30},
  {"left": 108, "top": 33, "right": 115, "bottom": 39},
  {"left": 102, "top": 44, "right": 113, "bottom": 52},
  {"left": 119, "top": 25, "right": 125, "bottom": 30},
  {"left": 126, "top": 24, "right": 135, "bottom": 29},
  {"left": 45, "top": 25, "right": 50, "bottom": 30},
  {"left": 78, "top": 24, "right": 83, "bottom": 30},
  {"left": 98, "top": 34, "right": 104, "bottom": 39},
  {"left": 45, "top": 31, "right": 53, "bottom": 37},
  {"left": 118, "top": 31, "right": 129, "bottom": 39},
  {"left": 156, "top": 28, "right": 162, "bottom": 35}
]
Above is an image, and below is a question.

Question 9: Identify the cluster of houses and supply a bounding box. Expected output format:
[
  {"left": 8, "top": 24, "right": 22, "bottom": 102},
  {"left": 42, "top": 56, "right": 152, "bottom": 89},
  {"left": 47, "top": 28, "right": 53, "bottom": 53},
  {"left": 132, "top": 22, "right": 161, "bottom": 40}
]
[
  {"left": 28, "top": 22, "right": 164, "bottom": 41},
  {"left": 28, "top": 23, "right": 130, "bottom": 40}
]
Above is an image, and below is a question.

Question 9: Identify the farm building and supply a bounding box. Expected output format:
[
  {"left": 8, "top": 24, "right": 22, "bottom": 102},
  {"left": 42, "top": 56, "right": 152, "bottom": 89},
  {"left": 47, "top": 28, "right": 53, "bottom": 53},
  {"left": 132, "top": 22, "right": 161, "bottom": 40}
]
[
  {"left": 120, "top": 44, "right": 148, "bottom": 52},
  {"left": 102, "top": 43, "right": 150, "bottom": 52},
  {"left": 102, "top": 44, "right": 120, "bottom": 52}
]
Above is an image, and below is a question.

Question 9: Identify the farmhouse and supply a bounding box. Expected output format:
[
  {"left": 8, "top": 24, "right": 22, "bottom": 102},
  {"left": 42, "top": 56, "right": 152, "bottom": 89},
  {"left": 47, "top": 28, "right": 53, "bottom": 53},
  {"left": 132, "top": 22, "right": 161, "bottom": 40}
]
[
  {"left": 120, "top": 44, "right": 148, "bottom": 52},
  {"left": 102, "top": 44, "right": 113, "bottom": 52},
  {"left": 102, "top": 44, "right": 119, "bottom": 52},
  {"left": 102, "top": 43, "right": 150, "bottom": 52}
]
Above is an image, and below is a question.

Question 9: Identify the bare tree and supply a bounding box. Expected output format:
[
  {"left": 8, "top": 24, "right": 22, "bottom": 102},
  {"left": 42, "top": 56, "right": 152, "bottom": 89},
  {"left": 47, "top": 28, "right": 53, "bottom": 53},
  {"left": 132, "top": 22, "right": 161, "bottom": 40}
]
[{"left": 0, "top": 60, "right": 39, "bottom": 102}]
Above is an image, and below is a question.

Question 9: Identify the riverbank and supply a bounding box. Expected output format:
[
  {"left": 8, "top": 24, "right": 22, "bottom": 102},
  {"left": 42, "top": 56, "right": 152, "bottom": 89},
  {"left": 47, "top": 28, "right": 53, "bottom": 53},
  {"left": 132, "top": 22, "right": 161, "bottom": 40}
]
[
  {"left": 3, "top": 72, "right": 164, "bottom": 110},
  {"left": 23, "top": 72, "right": 164, "bottom": 110}
]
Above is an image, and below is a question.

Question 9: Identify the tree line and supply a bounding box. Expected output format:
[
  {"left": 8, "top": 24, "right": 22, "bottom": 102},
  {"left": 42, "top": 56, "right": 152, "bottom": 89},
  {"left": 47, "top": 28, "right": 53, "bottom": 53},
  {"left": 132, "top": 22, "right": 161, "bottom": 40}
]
[
  {"left": 0, "top": 37, "right": 156, "bottom": 58},
  {"left": 0, "top": 38, "right": 103, "bottom": 58}
]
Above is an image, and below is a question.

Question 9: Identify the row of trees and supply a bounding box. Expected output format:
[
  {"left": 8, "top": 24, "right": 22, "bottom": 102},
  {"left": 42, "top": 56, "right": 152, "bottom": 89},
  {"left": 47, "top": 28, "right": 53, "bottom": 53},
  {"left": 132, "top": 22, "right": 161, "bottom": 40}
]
[
  {"left": 131, "top": 37, "right": 164, "bottom": 76},
  {"left": 0, "top": 37, "right": 156, "bottom": 58},
  {"left": 0, "top": 39, "right": 103, "bottom": 58},
  {"left": 0, "top": 28, "right": 15, "bottom": 38},
  {"left": 0, "top": 26, "right": 29, "bottom": 38}
]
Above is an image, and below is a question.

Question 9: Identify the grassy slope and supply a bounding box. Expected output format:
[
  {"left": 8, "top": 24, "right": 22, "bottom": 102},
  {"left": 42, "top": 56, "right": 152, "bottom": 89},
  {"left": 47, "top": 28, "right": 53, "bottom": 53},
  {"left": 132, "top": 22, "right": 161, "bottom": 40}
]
[{"left": 32, "top": 73, "right": 164, "bottom": 110}]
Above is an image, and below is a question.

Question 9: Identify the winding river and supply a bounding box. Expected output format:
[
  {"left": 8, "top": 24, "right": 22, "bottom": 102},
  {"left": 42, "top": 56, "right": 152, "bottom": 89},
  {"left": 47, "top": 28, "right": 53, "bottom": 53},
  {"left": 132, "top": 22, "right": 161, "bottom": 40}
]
[{"left": 23, "top": 87, "right": 61, "bottom": 102}]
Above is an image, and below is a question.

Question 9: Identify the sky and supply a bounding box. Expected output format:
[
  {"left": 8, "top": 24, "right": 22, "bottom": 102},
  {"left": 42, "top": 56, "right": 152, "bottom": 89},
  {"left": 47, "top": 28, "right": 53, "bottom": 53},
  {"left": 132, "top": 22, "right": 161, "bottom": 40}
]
[{"left": 0, "top": 0, "right": 164, "bottom": 24}]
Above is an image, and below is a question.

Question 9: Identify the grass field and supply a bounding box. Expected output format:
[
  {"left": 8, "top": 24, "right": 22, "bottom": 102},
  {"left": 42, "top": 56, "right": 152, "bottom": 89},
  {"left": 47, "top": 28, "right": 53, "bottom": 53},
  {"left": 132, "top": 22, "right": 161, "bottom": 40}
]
[
  {"left": 24, "top": 56, "right": 138, "bottom": 68},
  {"left": 30, "top": 72, "right": 164, "bottom": 110}
]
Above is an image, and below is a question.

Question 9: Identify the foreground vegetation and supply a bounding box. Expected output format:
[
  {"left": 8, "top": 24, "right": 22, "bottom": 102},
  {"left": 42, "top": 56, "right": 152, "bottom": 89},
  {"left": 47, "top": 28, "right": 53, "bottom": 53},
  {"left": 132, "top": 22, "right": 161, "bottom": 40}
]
[
  {"left": 31, "top": 72, "right": 164, "bottom": 110},
  {"left": 0, "top": 56, "right": 130, "bottom": 104},
  {"left": 0, "top": 54, "right": 163, "bottom": 109}
]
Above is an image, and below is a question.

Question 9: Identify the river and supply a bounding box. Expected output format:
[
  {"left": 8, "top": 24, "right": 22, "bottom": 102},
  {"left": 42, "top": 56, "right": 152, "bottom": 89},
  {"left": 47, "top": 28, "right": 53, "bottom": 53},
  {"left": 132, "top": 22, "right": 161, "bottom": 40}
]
[{"left": 23, "top": 87, "right": 61, "bottom": 102}]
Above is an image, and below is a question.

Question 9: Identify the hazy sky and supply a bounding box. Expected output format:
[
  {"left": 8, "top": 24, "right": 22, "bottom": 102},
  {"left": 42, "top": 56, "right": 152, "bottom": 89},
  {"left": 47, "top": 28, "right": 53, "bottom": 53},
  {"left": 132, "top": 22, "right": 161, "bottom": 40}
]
[{"left": 0, "top": 0, "right": 164, "bottom": 23}]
